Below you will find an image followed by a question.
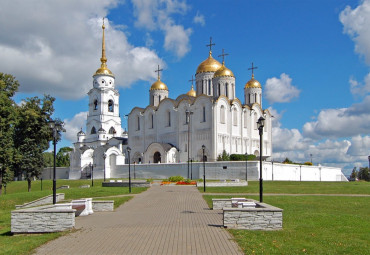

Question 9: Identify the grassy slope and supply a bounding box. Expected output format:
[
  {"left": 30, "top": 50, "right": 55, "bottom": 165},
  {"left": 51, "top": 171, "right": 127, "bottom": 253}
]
[
  {"left": 202, "top": 181, "right": 370, "bottom": 254},
  {"left": 200, "top": 181, "right": 370, "bottom": 194},
  {"left": 0, "top": 179, "right": 146, "bottom": 255}
]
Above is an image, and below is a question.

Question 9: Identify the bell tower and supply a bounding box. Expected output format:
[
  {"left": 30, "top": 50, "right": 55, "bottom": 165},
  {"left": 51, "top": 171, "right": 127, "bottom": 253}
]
[{"left": 85, "top": 18, "right": 122, "bottom": 142}]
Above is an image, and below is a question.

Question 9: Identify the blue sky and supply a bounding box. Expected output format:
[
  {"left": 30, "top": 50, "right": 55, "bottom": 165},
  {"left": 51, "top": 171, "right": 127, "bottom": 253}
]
[{"left": 1, "top": 0, "right": 370, "bottom": 175}]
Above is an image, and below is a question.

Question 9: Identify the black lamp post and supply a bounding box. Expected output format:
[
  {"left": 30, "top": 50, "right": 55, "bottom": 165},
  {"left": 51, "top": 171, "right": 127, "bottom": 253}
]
[
  {"left": 245, "top": 152, "right": 248, "bottom": 181},
  {"left": 49, "top": 120, "right": 63, "bottom": 205},
  {"left": 90, "top": 163, "right": 94, "bottom": 187},
  {"left": 103, "top": 153, "right": 107, "bottom": 182},
  {"left": 127, "top": 147, "right": 132, "bottom": 193},
  {"left": 186, "top": 109, "right": 193, "bottom": 179},
  {"left": 257, "top": 116, "right": 265, "bottom": 203},
  {"left": 202, "top": 145, "right": 206, "bottom": 192},
  {"left": 134, "top": 162, "right": 136, "bottom": 179},
  {"left": 190, "top": 158, "right": 193, "bottom": 180}
]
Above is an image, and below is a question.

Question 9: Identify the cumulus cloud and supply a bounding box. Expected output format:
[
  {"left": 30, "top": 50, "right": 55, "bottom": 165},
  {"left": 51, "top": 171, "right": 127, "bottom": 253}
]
[
  {"left": 303, "top": 95, "right": 370, "bottom": 139},
  {"left": 0, "top": 0, "right": 163, "bottom": 99},
  {"left": 349, "top": 73, "right": 370, "bottom": 95},
  {"left": 63, "top": 111, "right": 88, "bottom": 142},
  {"left": 264, "top": 73, "right": 300, "bottom": 104},
  {"left": 131, "top": 0, "right": 192, "bottom": 58},
  {"left": 193, "top": 11, "right": 205, "bottom": 26},
  {"left": 340, "top": 0, "right": 370, "bottom": 64}
]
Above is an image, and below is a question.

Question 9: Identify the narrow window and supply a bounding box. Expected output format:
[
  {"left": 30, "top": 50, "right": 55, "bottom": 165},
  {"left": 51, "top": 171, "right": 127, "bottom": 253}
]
[
  {"left": 93, "top": 99, "right": 98, "bottom": 110},
  {"left": 168, "top": 111, "right": 171, "bottom": 127},
  {"left": 108, "top": 100, "right": 114, "bottom": 112},
  {"left": 220, "top": 105, "right": 225, "bottom": 124},
  {"left": 109, "top": 127, "right": 116, "bottom": 134},
  {"left": 218, "top": 83, "right": 221, "bottom": 96},
  {"left": 151, "top": 114, "right": 154, "bottom": 128},
  {"left": 225, "top": 83, "right": 229, "bottom": 97},
  {"left": 233, "top": 108, "right": 237, "bottom": 126},
  {"left": 91, "top": 127, "right": 96, "bottom": 134},
  {"left": 137, "top": 116, "right": 140, "bottom": 130},
  {"left": 208, "top": 80, "right": 211, "bottom": 95},
  {"left": 202, "top": 106, "right": 206, "bottom": 122}
]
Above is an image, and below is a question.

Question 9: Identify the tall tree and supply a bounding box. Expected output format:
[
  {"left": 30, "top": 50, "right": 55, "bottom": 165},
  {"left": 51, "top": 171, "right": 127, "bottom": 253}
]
[
  {"left": 56, "top": 147, "right": 73, "bottom": 167},
  {"left": 13, "top": 95, "right": 55, "bottom": 191},
  {"left": 0, "top": 73, "right": 19, "bottom": 195}
]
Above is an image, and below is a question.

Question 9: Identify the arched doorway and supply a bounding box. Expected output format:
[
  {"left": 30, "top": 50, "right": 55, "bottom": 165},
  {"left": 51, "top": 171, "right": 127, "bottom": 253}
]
[{"left": 154, "top": 151, "right": 161, "bottom": 163}]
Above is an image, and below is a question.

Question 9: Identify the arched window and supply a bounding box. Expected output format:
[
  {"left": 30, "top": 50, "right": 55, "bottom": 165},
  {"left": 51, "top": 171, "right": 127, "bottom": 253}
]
[
  {"left": 218, "top": 83, "right": 221, "bottom": 96},
  {"left": 108, "top": 100, "right": 114, "bottom": 112},
  {"left": 93, "top": 99, "right": 98, "bottom": 110},
  {"left": 233, "top": 108, "right": 237, "bottom": 126},
  {"left": 137, "top": 116, "right": 140, "bottom": 130},
  {"left": 225, "top": 83, "right": 229, "bottom": 97},
  {"left": 201, "top": 80, "right": 204, "bottom": 94},
  {"left": 109, "top": 127, "right": 116, "bottom": 134},
  {"left": 208, "top": 80, "right": 212, "bottom": 95},
  {"left": 91, "top": 126, "right": 96, "bottom": 134},
  {"left": 254, "top": 93, "right": 257, "bottom": 103},
  {"left": 150, "top": 113, "right": 154, "bottom": 129},
  {"left": 220, "top": 105, "right": 225, "bottom": 124}
]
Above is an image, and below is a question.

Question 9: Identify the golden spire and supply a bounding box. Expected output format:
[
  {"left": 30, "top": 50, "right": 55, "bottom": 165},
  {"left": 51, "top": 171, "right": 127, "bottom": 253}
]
[{"left": 94, "top": 17, "right": 114, "bottom": 77}]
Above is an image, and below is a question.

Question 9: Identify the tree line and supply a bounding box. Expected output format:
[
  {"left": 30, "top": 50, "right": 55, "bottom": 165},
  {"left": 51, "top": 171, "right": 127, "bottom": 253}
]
[{"left": 0, "top": 73, "right": 67, "bottom": 194}]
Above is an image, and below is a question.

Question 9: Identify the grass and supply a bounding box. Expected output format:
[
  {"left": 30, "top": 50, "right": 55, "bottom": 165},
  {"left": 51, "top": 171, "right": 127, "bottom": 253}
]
[
  {"left": 199, "top": 180, "right": 370, "bottom": 194},
  {"left": 0, "top": 179, "right": 147, "bottom": 255},
  {"left": 202, "top": 182, "right": 370, "bottom": 254}
]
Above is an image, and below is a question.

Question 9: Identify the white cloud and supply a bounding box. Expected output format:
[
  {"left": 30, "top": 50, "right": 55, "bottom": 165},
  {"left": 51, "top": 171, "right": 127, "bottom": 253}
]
[
  {"left": 0, "top": 1, "right": 163, "bottom": 99},
  {"left": 349, "top": 73, "right": 370, "bottom": 95},
  {"left": 193, "top": 11, "right": 205, "bottom": 26},
  {"left": 303, "top": 95, "right": 370, "bottom": 139},
  {"left": 340, "top": 0, "right": 370, "bottom": 64},
  {"left": 264, "top": 73, "right": 300, "bottom": 104},
  {"left": 63, "top": 111, "right": 88, "bottom": 142},
  {"left": 131, "top": 0, "right": 192, "bottom": 58}
]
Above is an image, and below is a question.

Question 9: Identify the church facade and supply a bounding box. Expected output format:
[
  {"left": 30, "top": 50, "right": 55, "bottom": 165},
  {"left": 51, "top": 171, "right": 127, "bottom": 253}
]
[
  {"left": 70, "top": 21, "right": 272, "bottom": 179},
  {"left": 128, "top": 47, "right": 272, "bottom": 164}
]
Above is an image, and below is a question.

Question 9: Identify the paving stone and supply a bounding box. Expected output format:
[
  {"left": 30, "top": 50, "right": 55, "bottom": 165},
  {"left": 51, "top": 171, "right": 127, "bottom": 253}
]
[{"left": 34, "top": 186, "right": 242, "bottom": 255}]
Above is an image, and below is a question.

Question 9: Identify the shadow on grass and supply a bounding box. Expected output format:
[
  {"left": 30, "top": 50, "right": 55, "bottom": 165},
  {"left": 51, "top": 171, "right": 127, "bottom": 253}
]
[{"left": 0, "top": 231, "right": 12, "bottom": 236}]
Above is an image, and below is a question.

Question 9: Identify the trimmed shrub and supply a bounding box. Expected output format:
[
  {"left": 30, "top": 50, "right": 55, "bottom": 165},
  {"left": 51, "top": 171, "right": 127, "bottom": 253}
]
[{"left": 168, "top": 176, "right": 184, "bottom": 182}]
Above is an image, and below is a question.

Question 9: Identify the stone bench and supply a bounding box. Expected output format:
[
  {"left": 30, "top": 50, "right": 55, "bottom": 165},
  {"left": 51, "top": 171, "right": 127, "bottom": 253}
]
[
  {"left": 71, "top": 198, "right": 93, "bottom": 216},
  {"left": 11, "top": 204, "right": 75, "bottom": 233},
  {"left": 92, "top": 200, "right": 114, "bottom": 212},
  {"left": 223, "top": 202, "right": 283, "bottom": 230},
  {"left": 212, "top": 197, "right": 251, "bottom": 210}
]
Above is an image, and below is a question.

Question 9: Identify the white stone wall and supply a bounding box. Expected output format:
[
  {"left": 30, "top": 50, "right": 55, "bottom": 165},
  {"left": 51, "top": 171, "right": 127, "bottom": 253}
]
[
  {"left": 15, "top": 193, "right": 65, "bottom": 209},
  {"left": 92, "top": 200, "right": 114, "bottom": 211}
]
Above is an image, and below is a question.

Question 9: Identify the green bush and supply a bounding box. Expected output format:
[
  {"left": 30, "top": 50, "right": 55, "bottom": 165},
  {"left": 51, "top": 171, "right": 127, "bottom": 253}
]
[
  {"left": 304, "top": 162, "right": 313, "bottom": 166},
  {"left": 168, "top": 176, "right": 184, "bottom": 182}
]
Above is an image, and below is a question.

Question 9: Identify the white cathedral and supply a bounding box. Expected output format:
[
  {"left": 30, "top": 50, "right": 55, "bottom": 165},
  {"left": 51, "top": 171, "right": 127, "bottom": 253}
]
[{"left": 70, "top": 21, "right": 272, "bottom": 179}]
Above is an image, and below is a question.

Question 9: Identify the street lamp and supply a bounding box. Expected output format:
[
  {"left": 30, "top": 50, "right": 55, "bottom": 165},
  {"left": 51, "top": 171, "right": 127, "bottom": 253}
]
[
  {"left": 186, "top": 109, "right": 193, "bottom": 179},
  {"left": 103, "top": 153, "right": 106, "bottom": 182},
  {"left": 190, "top": 158, "right": 193, "bottom": 180},
  {"left": 90, "top": 163, "right": 94, "bottom": 187},
  {"left": 202, "top": 145, "right": 206, "bottom": 192},
  {"left": 257, "top": 116, "right": 265, "bottom": 203},
  {"left": 127, "top": 147, "right": 132, "bottom": 193},
  {"left": 245, "top": 152, "right": 248, "bottom": 181},
  {"left": 49, "top": 120, "right": 63, "bottom": 205}
]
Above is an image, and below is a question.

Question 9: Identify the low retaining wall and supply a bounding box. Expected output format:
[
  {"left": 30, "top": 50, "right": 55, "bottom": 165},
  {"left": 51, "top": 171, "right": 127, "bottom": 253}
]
[
  {"left": 212, "top": 198, "right": 255, "bottom": 210},
  {"left": 197, "top": 180, "right": 248, "bottom": 187},
  {"left": 92, "top": 200, "right": 114, "bottom": 211},
  {"left": 102, "top": 181, "right": 150, "bottom": 187},
  {"left": 11, "top": 204, "right": 75, "bottom": 233},
  {"left": 223, "top": 203, "right": 283, "bottom": 230},
  {"left": 15, "top": 193, "right": 65, "bottom": 209}
]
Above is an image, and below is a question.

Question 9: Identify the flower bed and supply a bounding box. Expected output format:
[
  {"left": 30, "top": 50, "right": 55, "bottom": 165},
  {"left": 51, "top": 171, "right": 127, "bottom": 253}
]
[{"left": 176, "top": 181, "right": 197, "bottom": 185}]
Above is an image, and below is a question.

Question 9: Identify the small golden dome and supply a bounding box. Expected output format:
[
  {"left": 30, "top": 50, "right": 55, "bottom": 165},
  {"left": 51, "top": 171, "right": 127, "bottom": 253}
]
[
  {"left": 196, "top": 52, "right": 222, "bottom": 74},
  {"left": 245, "top": 74, "right": 261, "bottom": 88},
  {"left": 214, "top": 63, "right": 234, "bottom": 78},
  {"left": 150, "top": 79, "right": 168, "bottom": 91},
  {"left": 95, "top": 66, "right": 114, "bottom": 76},
  {"left": 187, "top": 85, "right": 196, "bottom": 97}
]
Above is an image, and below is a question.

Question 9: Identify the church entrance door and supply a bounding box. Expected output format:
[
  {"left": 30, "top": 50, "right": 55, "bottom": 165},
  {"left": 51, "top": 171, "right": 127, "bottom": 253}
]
[{"left": 154, "top": 152, "right": 161, "bottom": 163}]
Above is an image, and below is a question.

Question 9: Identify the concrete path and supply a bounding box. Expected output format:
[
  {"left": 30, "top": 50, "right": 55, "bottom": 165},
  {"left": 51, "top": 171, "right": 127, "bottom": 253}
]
[{"left": 35, "top": 186, "right": 243, "bottom": 255}]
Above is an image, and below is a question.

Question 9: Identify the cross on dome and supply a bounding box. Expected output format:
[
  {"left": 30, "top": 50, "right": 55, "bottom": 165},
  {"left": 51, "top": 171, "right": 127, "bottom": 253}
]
[
  {"left": 206, "top": 37, "right": 215, "bottom": 54},
  {"left": 188, "top": 75, "right": 195, "bottom": 86},
  {"left": 154, "top": 65, "right": 163, "bottom": 80},
  {"left": 218, "top": 49, "right": 229, "bottom": 64},
  {"left": 248, "top": 62, "right": 258, "bottom": 78}
]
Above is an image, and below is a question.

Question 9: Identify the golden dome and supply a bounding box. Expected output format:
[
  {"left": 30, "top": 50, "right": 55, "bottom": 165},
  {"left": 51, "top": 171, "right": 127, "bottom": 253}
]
[
  {"left": 214, "top": 63, "right": 234, "bottom": 78},
  {"left": 245, "top": 74, "right": 261, "bottom": 88},
  {"left": 187, "top": 85, "right": 196, "bottom": 97},
  {"left": 150, "top": 79, "right": 168, "bottom": 91},
  {"left": 196, "top": 52, "right": 222, "bottom": 74},
  {"left": 95, "top": 66, "right": 113, "bottom": 76}
]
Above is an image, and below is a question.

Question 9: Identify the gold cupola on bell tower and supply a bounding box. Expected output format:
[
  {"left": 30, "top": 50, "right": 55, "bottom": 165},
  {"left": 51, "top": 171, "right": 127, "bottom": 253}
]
[{"left": 94, "top": 18, "right": 114, "bottom": 77}]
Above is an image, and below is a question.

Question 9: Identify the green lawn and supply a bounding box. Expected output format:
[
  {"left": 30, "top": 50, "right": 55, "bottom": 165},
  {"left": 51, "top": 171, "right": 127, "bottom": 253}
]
[
  {"left": 0, "top": 179, "right": 147, "bottom": 255},
  {"left": 200, "top": 180, "right": 370, "bottom": 194},
  {"left": 203, "top": 182, "right": 370, "bottom": 254}
]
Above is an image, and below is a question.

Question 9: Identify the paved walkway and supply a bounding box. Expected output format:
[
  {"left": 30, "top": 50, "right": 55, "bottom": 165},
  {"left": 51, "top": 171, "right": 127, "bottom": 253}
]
[{"left": 35, "top": 186, "right": 243, "bottom": 255}]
